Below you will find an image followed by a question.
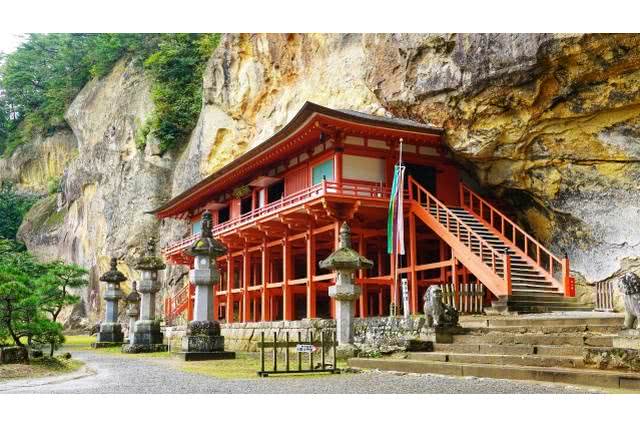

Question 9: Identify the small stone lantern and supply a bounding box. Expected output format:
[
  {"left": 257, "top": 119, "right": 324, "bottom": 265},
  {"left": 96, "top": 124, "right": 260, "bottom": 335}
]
[
  {"left": 179, "top": 211, "right": 235, "bottom": 361},
  {"left": 320, "top": 222, "right": 373, "bottom": 356},
  {"left": 93, "top": 257, "right": 126, "bottom": 347},
  {"left": 123, "top": 238, "right": 168, "bottom": 353},
  {"left": 125, "top": 281, "right": 140, "bottom": 344}
]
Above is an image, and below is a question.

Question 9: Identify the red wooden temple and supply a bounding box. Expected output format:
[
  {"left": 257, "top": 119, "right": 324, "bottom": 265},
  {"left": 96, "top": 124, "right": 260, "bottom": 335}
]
[{"left": 153, "top": 102, "right": 577, "bottom": 324}]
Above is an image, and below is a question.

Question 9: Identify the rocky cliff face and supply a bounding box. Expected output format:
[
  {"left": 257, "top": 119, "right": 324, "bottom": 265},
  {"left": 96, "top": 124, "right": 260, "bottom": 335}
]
[{"left": 9, "top": 34, "right": 640, "bottom": 324}]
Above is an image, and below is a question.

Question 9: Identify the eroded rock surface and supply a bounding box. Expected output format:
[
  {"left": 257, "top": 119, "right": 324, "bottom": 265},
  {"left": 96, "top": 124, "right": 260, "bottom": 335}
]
[{"left": 10, "top": 34, "right": 640, "bottom": 323}]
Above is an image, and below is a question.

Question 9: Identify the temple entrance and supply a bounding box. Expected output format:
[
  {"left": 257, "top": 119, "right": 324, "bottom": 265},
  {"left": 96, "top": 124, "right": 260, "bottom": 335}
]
[{"left": 405, "top": 163, "right": 436, "bottom": 195}]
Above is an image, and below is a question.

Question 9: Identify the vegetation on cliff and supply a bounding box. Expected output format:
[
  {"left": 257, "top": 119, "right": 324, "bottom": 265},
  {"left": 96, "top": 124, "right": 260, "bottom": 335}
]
[
  {"left": 0, "top": 33, "right": 218, "bottom": 156},
  {"left": 0, "top": 182, "right": 38, "bottom": 240}
]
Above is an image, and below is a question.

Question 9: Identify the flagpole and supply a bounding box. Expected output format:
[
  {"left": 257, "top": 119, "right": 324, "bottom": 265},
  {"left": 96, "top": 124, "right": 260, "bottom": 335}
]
[{"left": 394, "top": 138, "right": 403, "bottom": 316}]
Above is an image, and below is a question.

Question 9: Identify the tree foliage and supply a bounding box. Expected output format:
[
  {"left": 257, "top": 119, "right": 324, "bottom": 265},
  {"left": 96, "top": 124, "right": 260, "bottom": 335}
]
[
  {"left": 0, "top": 33, "right": 219, "bottom": 156},
  {"left": 0, "top": 238, "right": 88, "bottom": 355},
  {"left": 0, "top": 181, "right": 38, "bottom": 240}
]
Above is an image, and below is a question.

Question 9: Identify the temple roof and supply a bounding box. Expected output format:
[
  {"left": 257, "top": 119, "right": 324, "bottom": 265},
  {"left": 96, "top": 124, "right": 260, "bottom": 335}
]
[{"left": 150, "top": 102, "right": 443, "bottom": 219}]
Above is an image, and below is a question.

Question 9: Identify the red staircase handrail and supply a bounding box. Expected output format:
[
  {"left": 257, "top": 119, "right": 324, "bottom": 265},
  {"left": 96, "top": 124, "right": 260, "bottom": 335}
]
[
  {"left": 409, "top": 176, "right": 511, "bottom": 295},
  {"left": 459, "top": 182, "right": 570, "bottom": 295}
]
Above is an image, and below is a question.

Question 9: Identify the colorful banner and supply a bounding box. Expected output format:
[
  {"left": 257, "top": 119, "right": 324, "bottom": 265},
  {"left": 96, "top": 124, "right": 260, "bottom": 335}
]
[{"left": 387, "top": 164, "right": 406, "bottom": 255}]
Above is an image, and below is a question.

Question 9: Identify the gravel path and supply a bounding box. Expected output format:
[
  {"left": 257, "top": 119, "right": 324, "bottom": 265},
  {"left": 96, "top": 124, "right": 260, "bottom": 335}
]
[{"left": 0, "top": 350, "right": 599, "bottom": 394}]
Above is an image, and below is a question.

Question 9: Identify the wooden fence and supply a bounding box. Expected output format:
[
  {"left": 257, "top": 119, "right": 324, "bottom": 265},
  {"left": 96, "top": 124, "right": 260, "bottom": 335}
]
[
  {"left": 594, "top": 280, "right": 615, "bottom": 312},
  {"left": 440, "top": 283, "right": 485, "bottom": 314}
]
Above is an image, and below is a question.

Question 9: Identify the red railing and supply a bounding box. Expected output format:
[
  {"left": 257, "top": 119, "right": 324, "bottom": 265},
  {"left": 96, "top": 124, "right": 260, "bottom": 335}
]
[
  {"left": 409, "top": 177, "right": 512, "bottom": 295},
  {"left": 163, "top": 180, "right": 391, "bottom": 258},
  {"left": 164, "top": 283, "right": 192, "bottom": 325},
  {"left": 459, "top": 183, "right": 571, "bottom": 295}
]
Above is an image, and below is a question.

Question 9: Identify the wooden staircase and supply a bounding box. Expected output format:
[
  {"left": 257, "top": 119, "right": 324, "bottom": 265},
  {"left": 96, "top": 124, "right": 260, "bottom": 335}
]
[{"left": 408, "top": 177, "right": 591, "bottom": 313}]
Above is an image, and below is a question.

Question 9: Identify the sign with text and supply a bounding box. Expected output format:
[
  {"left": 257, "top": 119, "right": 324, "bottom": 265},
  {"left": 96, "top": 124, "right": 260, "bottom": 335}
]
[
  {"left": 401, "top": 278, "right": 410, "bottom": 318},
  {"left": 296, "top": 344, "right": 317, "bottom": 353}
]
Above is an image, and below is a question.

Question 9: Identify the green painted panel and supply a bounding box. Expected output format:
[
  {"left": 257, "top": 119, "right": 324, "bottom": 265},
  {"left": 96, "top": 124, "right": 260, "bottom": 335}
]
[{"left": 312, "top": 159, "right": 334, "bottom": 184}]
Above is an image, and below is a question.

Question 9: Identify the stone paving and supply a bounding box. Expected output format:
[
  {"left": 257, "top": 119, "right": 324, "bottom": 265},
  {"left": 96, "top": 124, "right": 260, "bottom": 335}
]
[{"left": 0, "top": 350, "right": 601, "bottom": 394}]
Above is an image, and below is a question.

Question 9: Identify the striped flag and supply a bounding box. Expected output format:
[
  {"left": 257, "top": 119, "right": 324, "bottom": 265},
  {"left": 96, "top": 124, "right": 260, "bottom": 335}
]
[{"left": 387, "top": 164, "right": 406, "bottom": 255}]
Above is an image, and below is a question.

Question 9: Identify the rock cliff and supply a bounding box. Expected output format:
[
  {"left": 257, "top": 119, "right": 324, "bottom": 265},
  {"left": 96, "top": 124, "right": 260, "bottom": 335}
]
[{"left": 7, "top": 33, "right": 640, "bottom": 324}]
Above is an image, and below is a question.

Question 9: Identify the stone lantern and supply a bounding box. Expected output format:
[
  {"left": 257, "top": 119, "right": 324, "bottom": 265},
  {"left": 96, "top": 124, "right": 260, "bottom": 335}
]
[
  {"left": 179, "top": 210, "right": 235, "bottom": 361},
  {"left": 320, "top": 222, "right": 373, "bottom": 356},
  {"left": 125, "top": 281, "right": 140, "bottom": 344},
  {"left": 93, "top": 257, "right": 126, "bottom": 347},
  {"left": 123, "top": 238, "right": 167, "bottom": 353}
]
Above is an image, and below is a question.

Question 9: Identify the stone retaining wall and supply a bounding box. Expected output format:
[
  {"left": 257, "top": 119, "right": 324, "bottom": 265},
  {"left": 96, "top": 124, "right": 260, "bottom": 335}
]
[{"left": 164, "top": 317, "right": 427, "bottom": 353}]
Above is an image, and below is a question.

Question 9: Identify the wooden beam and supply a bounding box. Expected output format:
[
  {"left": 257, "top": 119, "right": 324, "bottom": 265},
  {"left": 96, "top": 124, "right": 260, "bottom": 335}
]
[{"left": 409, "top": 212, "right": 418, "bottom": 315}]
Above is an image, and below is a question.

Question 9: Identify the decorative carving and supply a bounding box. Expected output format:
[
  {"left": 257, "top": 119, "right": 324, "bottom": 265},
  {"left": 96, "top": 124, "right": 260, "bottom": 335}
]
[
  {"left": 618, "top": 272, "right": 640, "bottom": 330},
  {"left": 423, "top": 285, "right": 459, "bottom": 328}
]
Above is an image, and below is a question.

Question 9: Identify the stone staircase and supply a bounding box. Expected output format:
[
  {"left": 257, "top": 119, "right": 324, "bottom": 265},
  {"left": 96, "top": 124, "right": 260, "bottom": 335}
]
[{"left": 349, "top": 314, "right": 640, "bottom": 391}]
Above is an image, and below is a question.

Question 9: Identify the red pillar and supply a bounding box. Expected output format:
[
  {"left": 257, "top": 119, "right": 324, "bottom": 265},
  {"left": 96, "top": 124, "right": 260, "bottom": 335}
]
[
  {"left": 306, "top": 229, "right": 317, "bottom": 319},
  {"left": 226, "top": 255, "right": 233, "bottom": 323}
]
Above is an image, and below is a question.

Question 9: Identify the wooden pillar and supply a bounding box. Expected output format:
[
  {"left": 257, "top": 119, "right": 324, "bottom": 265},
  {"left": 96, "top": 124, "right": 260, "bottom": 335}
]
[
  {"left": 282, "top": 231, "right": 293, "bottom": 320},
  {"left": 439, "top": 240, "right": 446, "bottom": 281},
  {"left": 335, "top": 148, "right": 343, "bottom": 183},
  {"left": 378, "top": 288, "right": 384, "bottom": 316},
  {"left": 358, "top": 233, "right": 367, "bottom": 318},
  {"left": 226, "top": 255, "right": 233, "bottom": 323},
  {"left": 261, "top": 240, "right": 269, "bottom": 321},
  {"left": 242, "top": 247, "right": 250, "bottom": 323},
  {"left": 306, "top": 229, "right": 317, "bottom": 319},
  {"left": 409, "top": 212, "right": 418, "bottom": 314},
  {"left": 213, "top": 276, "right": 219, "bottom": 322}
]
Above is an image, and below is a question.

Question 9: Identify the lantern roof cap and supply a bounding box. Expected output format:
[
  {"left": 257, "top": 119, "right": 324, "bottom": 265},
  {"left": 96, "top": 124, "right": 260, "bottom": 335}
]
[{"left": 100, "top": 257, "right": 127, "bottom": 284}]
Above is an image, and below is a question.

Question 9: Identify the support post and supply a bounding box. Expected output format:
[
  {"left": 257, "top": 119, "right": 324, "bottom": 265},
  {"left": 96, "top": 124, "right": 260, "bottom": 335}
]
[
  {"left": 409, "top": 212, "right": 418, "bottom": 314},
  {"left": 226, "top": 254, "right": 233, "bottom": 323},
  {"left": 283, "top": 231, "right": 292, "bottom": 321},
  {"left": 306, "top": 229, "right": 317, "bottom": 319},
  {"left": 242, "top": 247, "right": 250, "bottom": 322},
  {"left": 261, "top": 240, "right": 269, "bottom": 321}
]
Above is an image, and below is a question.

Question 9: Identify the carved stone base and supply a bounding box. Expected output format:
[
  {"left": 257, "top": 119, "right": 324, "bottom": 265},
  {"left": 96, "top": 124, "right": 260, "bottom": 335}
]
[
  {"left": 95, "top": 322, "right": 123, "bottom": 344},
  {"left": 132, "top": 320, "right": 164, "bottom": 346},
  {"left": 121, "top": 343, "right": 168, "bottom": 353},
  {"left": 175, "top": 320, "right": 236, "bottom": 361},
  {"left": 173, "top": 351, "right": 236, "bottom": 361},
  {"left": 613, "top": 329, "right": 640, "bottom": 350}
]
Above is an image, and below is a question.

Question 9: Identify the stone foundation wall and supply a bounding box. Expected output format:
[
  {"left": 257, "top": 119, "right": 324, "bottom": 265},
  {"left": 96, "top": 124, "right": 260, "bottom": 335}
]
[{"left": 164, "top": 317, "right": 426, "bottom": 353}]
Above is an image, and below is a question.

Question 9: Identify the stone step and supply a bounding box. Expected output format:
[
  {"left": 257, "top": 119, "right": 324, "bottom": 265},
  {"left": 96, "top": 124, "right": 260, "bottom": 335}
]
[
  {"left": 459, "top": 315, "right": 624, "bottom": 328},
  {"left": 347, "top": 358, "right": 640, "bottom": 390},
  {"left": 432, "top": 343, "right": 584, "bottom": 357},
  {"left": 407, "top": 351, "right": 585, "bottom": 369},
  {"left": 451, "top": 332, "right": 614, "bottom": 347},
  {"left": 463, "top": 325, "right": 622, "bottom": 334}
]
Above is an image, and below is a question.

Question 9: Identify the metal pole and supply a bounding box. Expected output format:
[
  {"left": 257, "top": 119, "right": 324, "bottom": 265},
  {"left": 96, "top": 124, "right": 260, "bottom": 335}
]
[
  {"left": 320, "top": 330, "right": 326, "bottom": 370},
  {"left": 297, "top": 331, "right": 302, "bottom": 371},
  {"left": 272, "top": 331, "right": 277, "bottom": 372},
  {"left": 309, "top": 331, "right": 314, "bottom": 371},
  {"left": 260, "top": 331, "right": 265, "bottom": 374},
  {"left": 285, "top": 331, "right": 290, "bottom": 372}
]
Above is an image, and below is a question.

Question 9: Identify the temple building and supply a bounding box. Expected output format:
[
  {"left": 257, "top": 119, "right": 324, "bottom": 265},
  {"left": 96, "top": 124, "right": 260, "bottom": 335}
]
[{"left": 153, "top": 102, "right": 581, "bottom": 324}]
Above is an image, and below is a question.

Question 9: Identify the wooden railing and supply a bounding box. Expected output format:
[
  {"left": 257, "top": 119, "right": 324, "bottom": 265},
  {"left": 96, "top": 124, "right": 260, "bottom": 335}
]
[
  {"left": 409, "top": 177, "right": 511, "bottom": 295},
  {"left": 441, "top": 283, "right": 485, "bottom": 314},
  {"left": 594, "top": 280, "right": 615, "bottom": 312},
  {"left": 163, "top": 180, "right": 390, "bottom": 258},
  {"left": 459, "top": 182, "right": 571, "bottom": 295},
  {"left": 164, "top": 283, "right": 192, "bottom": 325}
]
